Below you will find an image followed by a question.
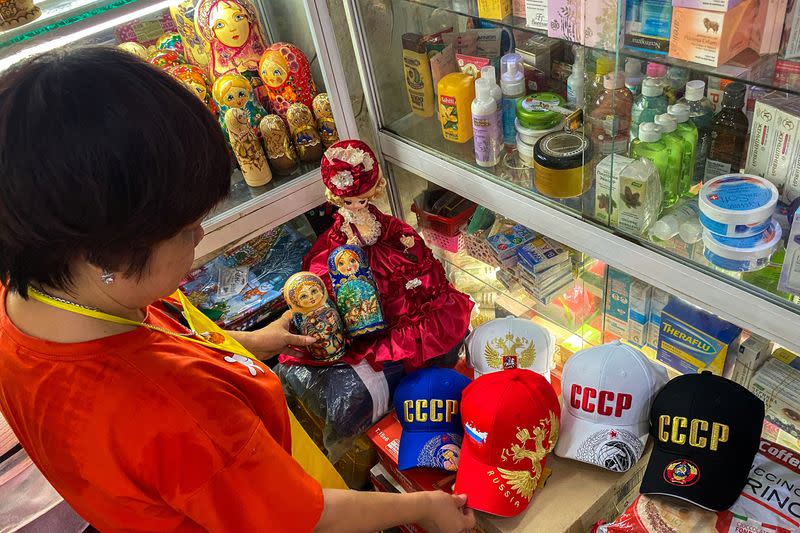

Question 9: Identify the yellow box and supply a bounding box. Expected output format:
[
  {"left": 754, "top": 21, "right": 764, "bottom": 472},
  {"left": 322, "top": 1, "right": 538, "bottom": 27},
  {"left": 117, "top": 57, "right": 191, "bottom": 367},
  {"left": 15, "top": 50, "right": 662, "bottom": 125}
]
[{"left": 477, "top": 0, "right": 511, "bottom": 20}]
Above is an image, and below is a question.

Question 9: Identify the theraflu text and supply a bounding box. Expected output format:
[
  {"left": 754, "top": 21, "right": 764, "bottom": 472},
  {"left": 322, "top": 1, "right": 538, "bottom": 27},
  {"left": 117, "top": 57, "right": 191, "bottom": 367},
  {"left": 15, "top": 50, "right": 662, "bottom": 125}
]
[{"left": 661, "top": 323, "right": 716, "bottom": 355}]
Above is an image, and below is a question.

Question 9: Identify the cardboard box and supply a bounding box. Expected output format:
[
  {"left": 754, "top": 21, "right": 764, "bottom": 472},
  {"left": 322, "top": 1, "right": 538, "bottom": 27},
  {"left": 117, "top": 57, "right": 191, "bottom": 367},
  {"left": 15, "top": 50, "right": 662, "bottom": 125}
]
[
  {"left": 671, "top": 0, "right": 742, "bottom": 10},
  {"left": 370, "top": 463, "right": 428, "bottom": 533},
  {"left": 668, "top": 0, "right": 757, "bottom": 67},
  {"left": 548, "top": 0, "right": 584, "bottom": 43},
  {"left": 625, "top": 0, "right": 673, "bottom": 53},
  {"left": 750, "top": 0, "right": 788, "bottom": 54},
  {"left": 478, "top": 0, "right": 512, "bottom": 20},
  {"left": 646, "top": 289, "right": 671, "bottom": 350},
  {"left": 730, "top": 333, "right": 773, "bottom": 388},
  {"left": 751, "top": 357, "right": 800, "bottom": 441},
  {"left": 780, "top": 0, "right": 800, "bottom": 59},
  {"left": 604, "top": 268, "right": 652, "bottom": 347},
  {"left": 525, "top": 0, "right": 548, "bottom": 31},
  {"left": 584, "top": 0, "right": 626, "bottom": 51}
]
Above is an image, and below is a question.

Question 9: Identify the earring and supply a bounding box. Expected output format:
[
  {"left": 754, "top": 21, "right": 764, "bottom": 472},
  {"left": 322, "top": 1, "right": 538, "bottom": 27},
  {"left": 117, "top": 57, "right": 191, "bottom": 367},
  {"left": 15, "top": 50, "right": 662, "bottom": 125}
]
[{"left": 101, "top": 270, "right": 115, "bottom": 285}]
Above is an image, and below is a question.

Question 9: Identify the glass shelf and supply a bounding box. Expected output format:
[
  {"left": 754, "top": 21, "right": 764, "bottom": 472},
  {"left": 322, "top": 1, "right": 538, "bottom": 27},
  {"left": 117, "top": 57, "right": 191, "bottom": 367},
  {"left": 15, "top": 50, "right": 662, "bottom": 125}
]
[{"left": 393, "top": 0, "right": 800, "bottom": 96}]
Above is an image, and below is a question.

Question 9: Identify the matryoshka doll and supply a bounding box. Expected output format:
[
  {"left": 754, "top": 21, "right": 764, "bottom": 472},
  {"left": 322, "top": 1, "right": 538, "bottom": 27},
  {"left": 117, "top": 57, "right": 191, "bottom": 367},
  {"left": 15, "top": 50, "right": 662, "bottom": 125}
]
[
  {"left": 283, "top": 272, "right": 346, "bottom": 362},
  {"left": 286, "top": 102, "right": 324, "bottom": 163},
  {"left": 259, "top": 115, "right": 298, "bottom": 175},
  {"left": 195, "top": 0, "right": 268, "bottom": 104},
  {"left": 118, "top": 42, "right": 148, "bottom": 60},
  {"left": 212, "top": 72, "right": 268, "bottom": 140},
  {"left": 328, "top": 245, "right": 386, "bottom": 338},
  {"left": 147, "top": 49, "right": 185, "bottom": 70},
  {"left": 258, "top": 43, "right": 317, "bottom": 119},
  {"left": 169, "top": 64, "right": 217, "bottom": 115},
  {"left": 0, "top": 0, "right": 39, "bottom": 30},
  {"left": 169, "top": 0, "right": 210, "bottom": 69},
  {"left": 225, "top": 108, "right": 271, "bottom": 187},
  {"left": 312, "top": 93, "right": 339, "bottom": 148},
  {"left": 156, "top": 32, "right": 186, "bottom": 57}
]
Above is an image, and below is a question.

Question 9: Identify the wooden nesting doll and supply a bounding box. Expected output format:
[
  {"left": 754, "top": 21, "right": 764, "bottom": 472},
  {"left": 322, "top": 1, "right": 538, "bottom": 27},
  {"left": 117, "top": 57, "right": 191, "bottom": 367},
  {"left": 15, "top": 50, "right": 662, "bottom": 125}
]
[
  {"left": 225, "top": 108, "right": 272, "bottom": 187},
  {"left": 168, "top": 64, "right": 217, "bottom": 115},
  {"left": 284, "top": 272, "right": 346, "bottom": 362},
  {"left": 258, "top": 43, "right": 317, "bottom": 119},
  {"left": 286, "top": 102, "right": 324, "bottom": 163},
  {"left": 212, "top": 72, "right": 268, "bottom": 141},
  {"left": 156, "top": 32, "right": 185, "bottom": 57},
  {"left": 328, "top": 245, "right": 386, "bottom": 338},
  {"left": 169, "top": 0, "right": 210, "bottom": 69},
  {"left": 0, "top": 0, "right": 40, "bottom": 30},
  {"left": 118, "top": 42, "right": 148, "bottom": 60},
  {"left": 147, "top": 50, "right": 185, "bottom": 70},
  {"left": 259, "top": 115, "right": 299, "bottom": 175},
  {"left": 312, "top": 93, "right": 339, "bottom": 148},
  {"left": 195, "top": 0, "right": 268, "bottom": 105}
]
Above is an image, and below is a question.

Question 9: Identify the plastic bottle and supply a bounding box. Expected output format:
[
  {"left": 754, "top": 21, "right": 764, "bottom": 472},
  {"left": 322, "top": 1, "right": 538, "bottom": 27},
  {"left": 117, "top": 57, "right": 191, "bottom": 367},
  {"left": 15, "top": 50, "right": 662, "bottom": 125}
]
[
  {"left": 649, "top": 199, "right": 702, "bottom": 242},
  {"left": 624, "top": 58, "right": 644, "bottom": 96},
  {"left": 678, "top": 80, "right": 714, "bottom": 188},
  {"left": 654, "top": 113, "right": 683, "bottom": 208},
  {"left": 567, "top": 48, "right": 586, "bottom": 108},
  {"left": 500, "top": 53, "right": 526, "bottom": 147},
  {"left": 481, "top": 65, "right": 504, "bottom": 159},
  {"left": 667, "top": 66, "right": 689, "bottom": 101},
  {"left": 402, "top": 34, "right": 435, "bottom": 117},
  {"left": 437, "top": 72, "right": 476, "bottom": 143},
  {"left": 667, "top": 103, "right": 698, "bottom": 197},
  {"left": 587, "top": 55, "right": 614, "bottom": 105},
  {"left": 472, "top": 77, "right": 501, "bottom": 167},
  {"left": 631, "top": 78, "right": 668, "bottom": 140},
  {"left": 630, "top": 123, "right": 670, "bottom": 210},
  {"left": 646, "top": 62, "right": 677, "bottom": 105},
  {"left": 704, "top": 82, "right": 749, "bottom": 182},
  {"left": 589, "top": 72, "right": 634, "bottom": 156}
]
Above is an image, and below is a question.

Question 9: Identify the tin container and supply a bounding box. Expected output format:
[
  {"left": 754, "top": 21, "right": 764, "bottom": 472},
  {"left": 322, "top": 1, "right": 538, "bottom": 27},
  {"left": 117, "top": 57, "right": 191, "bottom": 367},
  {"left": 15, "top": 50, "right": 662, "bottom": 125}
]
[{"left": 533, "top": 131, "right": 593, "bottom": 198}]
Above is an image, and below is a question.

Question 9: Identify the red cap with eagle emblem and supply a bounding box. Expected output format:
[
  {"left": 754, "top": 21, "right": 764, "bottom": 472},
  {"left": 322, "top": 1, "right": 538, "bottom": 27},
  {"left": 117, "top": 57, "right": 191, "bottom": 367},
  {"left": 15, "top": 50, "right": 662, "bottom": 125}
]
[
  {"left": 454, "top": 369, "right": 560, "bottom": 517},
  {"left": 320, "top": 139, "right": 380, "bottom": 198}
]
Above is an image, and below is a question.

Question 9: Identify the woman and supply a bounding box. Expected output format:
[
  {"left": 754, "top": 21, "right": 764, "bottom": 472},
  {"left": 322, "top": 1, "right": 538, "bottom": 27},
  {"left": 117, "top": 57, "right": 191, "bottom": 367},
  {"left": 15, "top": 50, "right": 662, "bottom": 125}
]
[{"left": 0, "top": 47, "right": 475, "bottom": 533}]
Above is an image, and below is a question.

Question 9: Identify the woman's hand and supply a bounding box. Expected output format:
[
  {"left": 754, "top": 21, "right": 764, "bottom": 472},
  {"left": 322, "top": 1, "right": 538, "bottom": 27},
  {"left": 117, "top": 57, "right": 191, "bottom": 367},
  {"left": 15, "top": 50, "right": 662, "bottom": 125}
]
[
  {"left": 417, "top": 492, "right": 476, "bottom": 533},
  {"left": 227, "top": 311, "right": 316, "bottom": 360}
]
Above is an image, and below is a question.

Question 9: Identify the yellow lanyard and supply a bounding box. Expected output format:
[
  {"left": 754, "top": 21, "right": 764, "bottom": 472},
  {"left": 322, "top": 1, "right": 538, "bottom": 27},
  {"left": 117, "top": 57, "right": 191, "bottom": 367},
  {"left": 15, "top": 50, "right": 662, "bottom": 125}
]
[{"left": 27, "top": 288, "right": 258, "bottom": 361}]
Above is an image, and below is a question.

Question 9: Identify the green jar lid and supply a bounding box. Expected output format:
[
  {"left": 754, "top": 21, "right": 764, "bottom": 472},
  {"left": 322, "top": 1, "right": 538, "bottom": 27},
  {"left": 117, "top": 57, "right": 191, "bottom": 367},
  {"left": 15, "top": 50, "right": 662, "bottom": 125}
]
[{"left": 516, "top": 92, "right": 565, "bottom": 130}]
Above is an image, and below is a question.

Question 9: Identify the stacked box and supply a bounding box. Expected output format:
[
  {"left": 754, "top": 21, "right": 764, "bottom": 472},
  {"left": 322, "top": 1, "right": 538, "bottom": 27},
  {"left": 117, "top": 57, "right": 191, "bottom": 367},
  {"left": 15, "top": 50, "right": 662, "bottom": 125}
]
[
  {"left": 751, "top": 356, "right": 800, "bottom": 441},
  {"left": 604, "top": 268, "right": 652, "bottom": 347},
  {"left": 486, "top": 223, "right": 536, "bottom": 263},
  {"left": 517, "top": 237, "right": 575, "bottom": 304},
  {"left": 730, "top": 333, "right": 773, "bottom": 388},
  {"left": 647, "top": 288, "right": 671, "bottom": 350}
]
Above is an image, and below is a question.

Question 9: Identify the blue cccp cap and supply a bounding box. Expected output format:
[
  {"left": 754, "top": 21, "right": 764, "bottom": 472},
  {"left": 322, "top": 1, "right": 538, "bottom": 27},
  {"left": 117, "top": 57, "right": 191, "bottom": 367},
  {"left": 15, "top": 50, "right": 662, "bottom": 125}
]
[{"left": 393, "top": 367, "right": 471, "bottom": 471}]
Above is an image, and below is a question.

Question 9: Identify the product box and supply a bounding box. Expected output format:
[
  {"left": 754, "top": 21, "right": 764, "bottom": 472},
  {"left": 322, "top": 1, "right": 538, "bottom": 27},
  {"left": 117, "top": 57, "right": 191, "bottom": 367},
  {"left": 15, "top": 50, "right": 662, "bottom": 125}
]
[
  {"left": 604, "top": 268, "right": 652, "bottom": 347},
  {"left": 780, "top": 0, "right": 800, "bottom": 59},
  {"left": 626, "top": 0, "right": 672, "bottom": 54},
  {"left": 516, "top": 236, "right": 570, "bottom": 272},
  {"left": 671, "top": 0, "right": 742, "bottom": 10},
  {"left": 668, "top": 0, "right": 757, "bottom": 67},
  {"left": 369, "top": 463, "right": 427, "bottom": 533},
  {"left": 730, "top": 333, "right": 773, "bottom": 388},
  {"left": 750, "top": 0, "right": 788, "bottom": 55},
  {"left": 744, "top": 91, "right": 800, "bottom": 189},
  {"left": 487, "top": 224, "right": 537, "bottom": 260},
  {"left": 595, "top": 154, "right": 659, "bottom": 234},
  {"left": 751, "top": 357, "right": 800, "bottom": 441},
  {"left": 548, "top": 0, "right": 584, "bottom": 44},
  {"left": 525, "top": 0, "right": 549, "bottom": 30},
  {"left": 779, "top": 213, "right": 800, "bottom": 295},
  {"left": 477, "top": 0, "right": 512, "bottom": 20},
  {"left": 655, "top": 297, "right": 742, "bottom": 375},
  {"left": 646, "top": 288, "right": 671, "bottom": 350},
  {"left": 519, "top": 258, "right": 572, "bottom": 287},
  {"left": 584, "top": 0, "right": 626, "bottom": 51}
]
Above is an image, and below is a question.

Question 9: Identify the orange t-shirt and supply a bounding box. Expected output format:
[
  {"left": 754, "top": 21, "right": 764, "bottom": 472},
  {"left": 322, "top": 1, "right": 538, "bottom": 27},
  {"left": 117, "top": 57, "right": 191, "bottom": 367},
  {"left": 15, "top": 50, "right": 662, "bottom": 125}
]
[{"left": 0, "top": 286, "right": 323, "bottom": 532}]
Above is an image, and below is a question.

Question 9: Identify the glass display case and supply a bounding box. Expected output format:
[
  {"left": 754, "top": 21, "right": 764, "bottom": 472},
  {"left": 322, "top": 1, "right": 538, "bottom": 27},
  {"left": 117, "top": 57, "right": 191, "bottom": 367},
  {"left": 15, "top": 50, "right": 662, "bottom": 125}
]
[
  {"left": 344, "top": 0, "right": 800, "bottom": 354},
  {"left": 0, "top": 0, "right": 359, "bottom": 259}
]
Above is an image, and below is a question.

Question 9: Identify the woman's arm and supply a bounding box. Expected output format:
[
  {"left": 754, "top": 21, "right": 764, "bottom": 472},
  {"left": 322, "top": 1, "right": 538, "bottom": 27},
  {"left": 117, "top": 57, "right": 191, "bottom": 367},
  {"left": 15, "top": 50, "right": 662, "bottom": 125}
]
[
  {"left": 226, "top": 310, "right": 316, "bottom": 360},
  {"left": 315, "top": 489, "right": 475, "bottom": 533}
]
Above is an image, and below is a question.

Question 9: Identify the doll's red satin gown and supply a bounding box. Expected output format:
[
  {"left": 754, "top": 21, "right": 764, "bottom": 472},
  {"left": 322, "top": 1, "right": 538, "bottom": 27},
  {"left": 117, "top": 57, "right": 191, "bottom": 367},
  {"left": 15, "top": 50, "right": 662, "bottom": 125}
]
[{"left": 280, "top": 205, "right": 473, "bottom": 369}]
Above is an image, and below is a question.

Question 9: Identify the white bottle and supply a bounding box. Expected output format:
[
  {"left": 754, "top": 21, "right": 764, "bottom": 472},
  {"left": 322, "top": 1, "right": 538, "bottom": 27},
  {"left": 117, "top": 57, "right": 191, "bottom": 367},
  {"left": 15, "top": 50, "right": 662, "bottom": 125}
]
[
  {"left": 567, "top": 48, "right": 585, "bottom": 109},
  {"left": 649, "top": 199, "right": 702, "bottom": 242},
  {"left": 624, "top": 58, "right": 643, "bottom": 96},
  {"left": 500, "top": 53, "right": 525, "bottom": 147},
  {"left": 472, "top": 77, "right": 501, "bottom": 167},
  {"left": 481, "top": 65, "right": 504, "bottom": 159}
]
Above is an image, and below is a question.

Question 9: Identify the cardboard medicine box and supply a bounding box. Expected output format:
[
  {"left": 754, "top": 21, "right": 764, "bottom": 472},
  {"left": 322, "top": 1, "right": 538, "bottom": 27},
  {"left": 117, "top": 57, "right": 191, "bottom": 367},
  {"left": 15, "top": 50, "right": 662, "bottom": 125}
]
[{"left": 604, "top": 268, "right": 652, "bottom": 347}]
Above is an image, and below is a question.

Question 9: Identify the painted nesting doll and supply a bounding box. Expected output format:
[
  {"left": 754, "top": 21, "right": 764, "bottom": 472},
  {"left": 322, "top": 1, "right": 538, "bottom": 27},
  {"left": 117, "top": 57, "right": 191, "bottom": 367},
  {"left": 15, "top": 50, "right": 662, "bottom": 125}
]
[
  {"left": 259, "top": 115, "right": 299, "bottom": 175},
  {"left": 147, "top": 50, "right": 185, "bottom": 70},
  {"left": 225, "top": 108, "right": 272, "bottom": 187},
  {"left": 258, "top": 43, "right": 317, "bottom": 120},
  {"left": 169, "top": 64, "right": 217, "bottom": 115},
  {"left": 284, "top": 272, "right": 346, "bottom": 362},
  {"left": 0, "top": 0, "right": 40, "bottom": 30},
  {"left": 118, "top": 42, "right": 148, "bottom": 60},
  {"left": 169, "top": 0, "right": 210, "bottom": 69},
  {"left": 212, "top": 72, "right": 268, "bottom": 140},
  {"left": 195, "top": 0, "right": 268, "bottom": 105},
  {"left": 328, "top": 245, "right": 386, "bottom": 338},
  {"left": 286, "top": 102, "right": 324, "bottom": 163},
  {"left": 312, "top": 93, "right": 339, "bottom": 148},
  {"left": 156, "top": 32, "right": 186, "bottom": 57}
]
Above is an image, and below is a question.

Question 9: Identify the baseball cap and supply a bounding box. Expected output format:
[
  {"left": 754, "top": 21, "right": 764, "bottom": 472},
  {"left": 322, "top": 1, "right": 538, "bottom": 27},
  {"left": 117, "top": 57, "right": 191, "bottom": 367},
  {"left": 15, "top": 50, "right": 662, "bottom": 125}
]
[
  {"left": 466, "top": 317, "right": 556, "bottom": 381},
  {"left": 640, "top": 371, "right": 765, "bottom": 511},
  {"left": 393, "top": 367, "right": 471, "bottom": 471},
  {"left": 554, "top": 341, "right": 668, "bottom": 472},
  {"left": 454, "top": 369, "right": 560, "bottom": 517}
]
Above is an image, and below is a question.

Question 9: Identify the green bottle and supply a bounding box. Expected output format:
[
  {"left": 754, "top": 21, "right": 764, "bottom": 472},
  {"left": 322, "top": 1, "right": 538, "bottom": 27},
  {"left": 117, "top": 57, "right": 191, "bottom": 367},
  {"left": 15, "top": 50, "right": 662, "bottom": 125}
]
[
  {"left": 653, "top": 113, "right": 684, "bottom": 209},
  {"left": 667, "top": 103, "right": 698, "bottom": 197},
  {"left": 629, "top": 122, "right": 670, "bottom": 210}
]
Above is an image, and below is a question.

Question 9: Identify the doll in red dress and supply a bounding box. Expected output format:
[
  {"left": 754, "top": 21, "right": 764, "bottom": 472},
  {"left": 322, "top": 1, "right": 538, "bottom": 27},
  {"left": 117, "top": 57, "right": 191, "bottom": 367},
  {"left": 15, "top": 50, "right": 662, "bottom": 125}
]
[{"left": 280, "top": 140, "right": 474, "bottom": 369}]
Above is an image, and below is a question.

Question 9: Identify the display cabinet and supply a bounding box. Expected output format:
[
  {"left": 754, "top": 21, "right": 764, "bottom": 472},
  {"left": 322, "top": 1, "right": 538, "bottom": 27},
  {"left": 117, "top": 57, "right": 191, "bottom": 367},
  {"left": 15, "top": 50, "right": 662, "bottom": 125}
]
[
  {"left": 343, "top": 0, "right": 800, "bottom": 354},
  {"left": 0, "top": 0, "right": 359, "bottom": 260}
]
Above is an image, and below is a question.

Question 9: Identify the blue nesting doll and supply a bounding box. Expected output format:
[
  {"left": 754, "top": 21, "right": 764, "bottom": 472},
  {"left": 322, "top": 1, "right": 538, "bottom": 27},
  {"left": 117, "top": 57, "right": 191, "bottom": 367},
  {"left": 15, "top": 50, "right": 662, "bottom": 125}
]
[
  {"left": 283, "top": 272, "right": 346, "bottom": 362},
  {"left": 328, "top": 244, "right": 386, "bottom": 337}
]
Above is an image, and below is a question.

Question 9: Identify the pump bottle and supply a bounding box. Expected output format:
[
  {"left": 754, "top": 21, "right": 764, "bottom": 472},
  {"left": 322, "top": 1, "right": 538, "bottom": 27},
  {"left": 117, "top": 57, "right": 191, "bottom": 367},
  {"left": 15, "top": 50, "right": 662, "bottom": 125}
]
[{"left": 500, "top": 53, "right": 525, "bottom": 147}]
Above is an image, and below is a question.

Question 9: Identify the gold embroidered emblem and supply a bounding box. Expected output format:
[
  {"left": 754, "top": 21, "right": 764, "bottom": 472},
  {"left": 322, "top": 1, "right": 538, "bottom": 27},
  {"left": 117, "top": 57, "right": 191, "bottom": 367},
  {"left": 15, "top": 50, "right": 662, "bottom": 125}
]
[
  {"left": 484, "top": 332, "right": 537, "bottom": 369},
  {"left": 497, "top": 411, "right": 559, "bottom": 501}
]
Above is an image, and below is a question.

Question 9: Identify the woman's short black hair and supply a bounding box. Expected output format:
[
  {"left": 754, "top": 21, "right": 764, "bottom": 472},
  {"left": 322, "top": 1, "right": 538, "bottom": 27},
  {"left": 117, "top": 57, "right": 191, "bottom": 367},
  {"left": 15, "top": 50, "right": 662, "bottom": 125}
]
[{"left": 0, "top": 46, "right": 231, "bottom": 295}]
